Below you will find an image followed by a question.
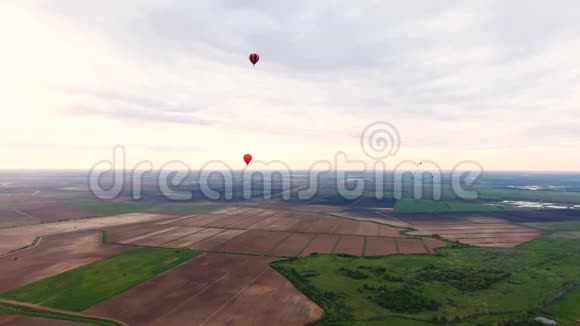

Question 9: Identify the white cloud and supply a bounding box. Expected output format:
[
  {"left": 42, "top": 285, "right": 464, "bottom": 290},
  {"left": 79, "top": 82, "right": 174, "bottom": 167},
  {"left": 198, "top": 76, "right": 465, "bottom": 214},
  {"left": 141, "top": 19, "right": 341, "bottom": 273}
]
[{"left": 1, "top": 1, "right": 579, "bottom": 170}]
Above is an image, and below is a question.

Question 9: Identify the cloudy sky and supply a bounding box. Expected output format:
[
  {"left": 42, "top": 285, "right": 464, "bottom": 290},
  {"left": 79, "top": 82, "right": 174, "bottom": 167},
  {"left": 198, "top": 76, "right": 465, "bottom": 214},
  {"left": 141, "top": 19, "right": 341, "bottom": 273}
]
[{"left": 1, "top": 1, "right": 579, "bottom": 171}]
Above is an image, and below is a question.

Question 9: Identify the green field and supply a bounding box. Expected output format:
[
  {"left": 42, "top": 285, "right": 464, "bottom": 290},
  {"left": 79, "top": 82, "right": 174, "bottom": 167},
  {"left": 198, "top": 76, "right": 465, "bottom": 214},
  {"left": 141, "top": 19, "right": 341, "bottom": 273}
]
[
  {"left": 65, "top": 200, "right": 157, "bottom": 216},
  {"left": 549, "top": 288, "right": 580, "bottom": 323},
  {"left": 394, "top": 199, "right": 504, "bottom": 213},
  {"left": 0, "top": 248, "right": 199, "bottom": 311},
  {"left": 273, "top": 237, "right": 580, "bottom": 325}
]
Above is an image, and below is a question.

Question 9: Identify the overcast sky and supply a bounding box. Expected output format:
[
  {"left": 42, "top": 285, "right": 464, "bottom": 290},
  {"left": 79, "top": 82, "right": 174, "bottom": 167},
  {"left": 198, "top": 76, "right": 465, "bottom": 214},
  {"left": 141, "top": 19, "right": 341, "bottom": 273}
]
[{"left": 1, "top": 1, "right": 579, "bottom": 170}]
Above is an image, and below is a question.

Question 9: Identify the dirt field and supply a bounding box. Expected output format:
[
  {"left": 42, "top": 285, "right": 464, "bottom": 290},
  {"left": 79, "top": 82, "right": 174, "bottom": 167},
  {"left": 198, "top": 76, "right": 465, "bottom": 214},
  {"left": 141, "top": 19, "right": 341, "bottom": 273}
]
[
  {"left": 215, "top": 230, "right": 290, "bottom": 255},
  {"left": 422, "top": 237, "right": 446, "bottom": 253},
  {"left": 0, "top": 231, "right": 129, "bottom": 292},
  {"left": 270, "top": 233, "right": 315, "bottom": 257},
  {"left": 403, "top": 214, "right": 543, "bottom": 247},
  {"left": 164, "top": 228, "right": 226, "bottom": 249},
  {"left": 85, "top": 254, "right": 322, "bottom": 325},
  {"left": 334, "top": 235, "right": 365, "bottom": 255},
  {"left": 0, "top": 208, "right": 38, "bottom": 228},
  {"left": 293, "top": 234, "right": 340, "bottom": 255},
  {"left": 189, "top": 229, "right": 247, "bottom": 250},
  {"left": 0, "top": 213, "right": 173, "bottom": 255},
  {"left": 364, "top": 237, "right": 397, "bottom": 256},
  {"left": 0, "top": 313, "right": 85, "bottom": 326},
  {"left": 17, "top": 205, "right": 96, "bottom": 223},
  {"left": 396, "top": 238, "right": 428, "bottom": 254}
]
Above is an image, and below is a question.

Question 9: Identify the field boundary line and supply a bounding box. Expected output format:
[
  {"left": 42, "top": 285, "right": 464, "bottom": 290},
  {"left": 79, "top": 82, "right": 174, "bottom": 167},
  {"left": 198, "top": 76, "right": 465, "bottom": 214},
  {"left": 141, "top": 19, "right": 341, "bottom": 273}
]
[
  {"left": 0, "top": 236, "right": 43, "bottom": 257},
  {"left": 296, "top": 233, "right": 318, "bottom": 256},
  {"left": 267, "top": 232, "right": 295, "bottom": 255},
  {"left": 331, "top": 235, "right": 342, "bottom": 254},
  {"left": 157, "top": 227, "right": 208, "bottom": 247}
]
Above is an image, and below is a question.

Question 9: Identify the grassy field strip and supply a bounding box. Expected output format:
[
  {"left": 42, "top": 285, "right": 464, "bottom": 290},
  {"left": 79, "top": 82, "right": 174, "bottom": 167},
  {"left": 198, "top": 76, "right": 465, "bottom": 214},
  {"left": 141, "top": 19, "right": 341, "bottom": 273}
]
[
  {"left": 0, "top": 248, "right": 200, "bottom": 311},
  {"left": 0, "top": 299, "right": 125, "bottom": 326}
]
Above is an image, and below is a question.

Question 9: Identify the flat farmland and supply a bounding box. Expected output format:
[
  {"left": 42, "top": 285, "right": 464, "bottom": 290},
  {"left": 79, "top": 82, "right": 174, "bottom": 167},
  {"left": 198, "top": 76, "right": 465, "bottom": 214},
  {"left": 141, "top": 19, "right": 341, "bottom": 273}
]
[
  {"left": 270, "top": 233, "right": 315, "bottom": 256},
  {"left": 0, "top": 208, "right": 38, "bottom": 228},
  {"left": 396, "top": 238, "right": 428, "bottom": 254},
  {"left": 0, "top": 213, "right": 174, "bottom": 255},
  {"left": 0, "top": 313, "right": 85, "bottom": 326},
  {"left": 305, "top": 218, "right": 340, "bottom": 233},
  {"left": 17, "top": 205, "right": 96, "bottom": 223},
  {"left": 422, "top": 237, "right": 446, "bottom": 253},
  {"left": 364, "top": 237, "right": 397, "bottom": 256},
  {"left": 85, "top": 254, "right": 322, "bottom": 326},
  {"left": 404, "top": 214, "right": 544, "bottom": 247},
  {"left": 164, "top": 228, "right": 225, "bottom": 249},
  {"left": 298, "top": 234, "right": 340, "bottom": 255},
  {"left": 133, "top": 227, "right": 204, "bottom": 247},
  {"left": 215, "top": 230, "right": 290, "bottom": 255},
  {"left": 189, "top": 229, "right": 247, "bottom": 250},
  {"left": 334, "top": 235, "right": 364, "bottom": 255},
  {"left": 0, "top": 231, "right": 130, "bottom": 292}
]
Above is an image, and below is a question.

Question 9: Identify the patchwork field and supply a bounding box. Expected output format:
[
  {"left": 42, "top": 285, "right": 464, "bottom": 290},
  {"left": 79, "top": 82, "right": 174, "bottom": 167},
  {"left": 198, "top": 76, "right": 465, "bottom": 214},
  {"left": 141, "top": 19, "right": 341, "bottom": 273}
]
[
  {"left": 85, "top": 253, "right": 322, "bottom": 326},
  {"left": 0, "top": 231, "right": 129, "bottom": 292},
  {"left": 0, "top": 248, "right": 198, "bottom": 311},
  {"left": 402, "top": 214, "right": 543, "bottom": 247},
  {"left": 0, "top": 213, "right": 175, "bottom": 255},
  {"left": 104, "top": 208, "right": 445, "bottom": 256}
]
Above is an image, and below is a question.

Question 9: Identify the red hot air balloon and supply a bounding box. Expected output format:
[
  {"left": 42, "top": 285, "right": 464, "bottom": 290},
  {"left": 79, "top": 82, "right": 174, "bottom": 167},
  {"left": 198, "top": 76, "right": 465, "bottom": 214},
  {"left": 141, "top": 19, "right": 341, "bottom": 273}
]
[
  {"left": 243, "top": 154, "right": 253, "bottom": 166},
  {"left": 249, "top": 53, "right": 259, "bottom": 66}
]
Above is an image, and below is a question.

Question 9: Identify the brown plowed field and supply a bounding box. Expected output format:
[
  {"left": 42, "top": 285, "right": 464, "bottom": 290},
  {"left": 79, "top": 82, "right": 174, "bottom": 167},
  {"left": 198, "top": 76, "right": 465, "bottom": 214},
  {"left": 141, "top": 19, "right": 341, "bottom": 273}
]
[
  {"left": 0, "top": 231, "right": 129, "bottom": 292},
  {"left": 123, "top": 226, "right": 180, "bottom": 244},
  {"left": 0, "top": 213, "right": 173, "bottom": 255},
  {"left": 17, "top": 205, "right": 96, "bottom": 222},
  {"left": 287, "top": 217, "right": 317, "bottom": 232},
  {"left": 248, "top": 217, "right": 285, "bottom": 230},
  {"left": 364, "top": 237, "right": 397, "bottom": 256},
  {"left": 305, "top": 218, "right": 340, "bottom": 233},
  {"left": 210, "top": 207, "right": 238, "bottom": 215},
  {"left": 264, "top": 217, "right": 301, "bottom": 231},
  {"left": 0, "top": 215, "right": 38, "bottom": 229},
  {"left": 422, "top": 238, "right": 446, "bottom": 253},
  {"left": 164, "top": 228, "right": 226, "bottom": 248},
  {"left": 203, "top": 215, "right": 246, "bottom": 228},
  {"left": 215, "top": 230, "right": 290, "bottom": 255},
  {"left": 0, "top": 313, "right": 84, "bottom": 326},
  {"left": 379, "top": 224, "right": 402, "bottom": 237},
  {"left": 226, "top": 216, "right": 264, "bottom": 229},
  {"left": 331, "top": 212, "right": 411, "bottom": 227},
  {"left": 355, "top": 222, "right": 380, "bottom": 236},
  {"left": 135, "top": 227, "right": 204, "bottom": 247},
  {"left": 396, "top": 238, "right": 428, "bottom": 254},
  {"left": 85, "top": 254, "right": 322, "bottom": 325},
  {"left": 189, "top": 229, "right": 247, "bottom": 250},
  {"left": 334, "top": 235, "right": 364, "bottom": 255},
  {"left": 330, "top": 220, "right": 360, "bottom": 235},
  {"left": 301, "top": 234, "right": 341, "bottom": 255},
  {"left": 402, "top": 214, "right": 544, "bottom": 247},
  {"left": 270, "top": 233, "right": 315, "bottom": 257}
]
